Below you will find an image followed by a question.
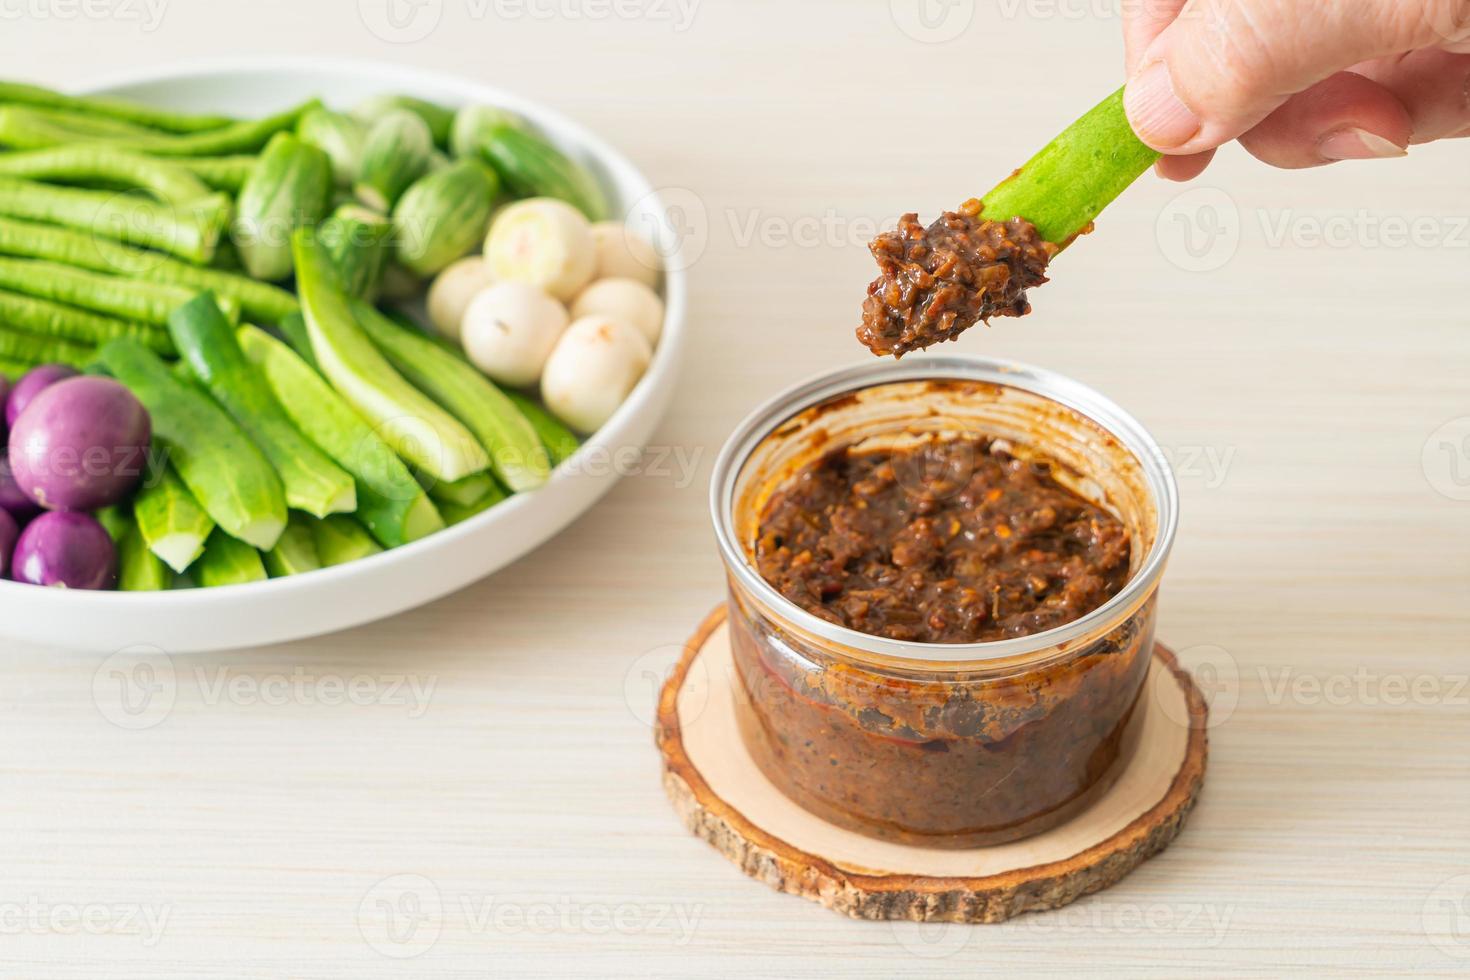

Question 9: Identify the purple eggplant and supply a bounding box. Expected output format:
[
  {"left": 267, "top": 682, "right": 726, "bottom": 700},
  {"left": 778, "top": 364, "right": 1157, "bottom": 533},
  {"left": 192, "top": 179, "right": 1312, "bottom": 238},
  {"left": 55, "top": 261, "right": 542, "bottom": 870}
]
[
  {"left": 11, "top": 511, "right": 116, "bottom": 589},
  {"left": 5, "top": 364, "right": 79, "bottom": 429},
  {"left": 9, "top": 377, "right": 151, "bottom": 511}
]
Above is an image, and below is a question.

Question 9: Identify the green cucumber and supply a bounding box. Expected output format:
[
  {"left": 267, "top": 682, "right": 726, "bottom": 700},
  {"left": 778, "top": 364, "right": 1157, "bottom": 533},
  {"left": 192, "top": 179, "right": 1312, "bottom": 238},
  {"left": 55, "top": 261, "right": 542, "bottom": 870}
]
[
  {"left": 177, "top": 155, "right": 257, "bottom": 193},
  {"left": 472, "top": 123, "right": 606, "bottom": 221},
  {"left": 438, "top": 480, "right": 508, "bottom": 525},
  {"left": 169, "top": 294, "right": 356, "bottom": 518},
  {"left": 0, "top": 176, "right": 230, "bottom": 264},
  {"left": 0, "top": 325, "right": 92, "bottom": 368},
  {"left": 275, "top": 311, "right": 318, "bottom": 369},
  {"left": 99, "top": 338, "right": 287, "bottom": 550},
  {"left": 0, "top": 146, "right": 211, "bottom": 203},
  {"left": 0, "top": 257, "right": 233, "bottom": 329},
  {"left": 0, "top": 288, "right": 171, "bottom": 353},
  {"left": 237, "top": 325, "right": 444, "bottom": 549},
  {"left": 353, "top": 109, "right": 432, "bottom": 212},
  {"left": 449, "top": 105, "right": 519, "bottom": 160},
  {"left": 319, "top": 204, "right": 393, "bottom": 300},
  {"left": 297, "top": 108, "right": 366, "bottom": 187},
  {"left": 311, "top": 515, "right": 384, "bottom": 567},
  {"left": 503, "top": 389, "right": 580, "bottom": 466},
  {"left": 118, "top": 522, "right": 171, "bottom": 591},
  {"left": 0, "top": 80, "right": 234, "bottom": 133},
  {"left": 393, "top": 159, "right": 498, "bottom": 277},
  {"left": 293, "top": 229, "right": 489, "bottom": 483},
  {"left": 0, "top": 215, "right": 298, "bottom": 323},
  {"left": 232, "top": 133, "right": 332, "bottom": 281},
  {"left": 354, "top": 94, "right": 454, "bottom": 148},
  {"left": 352, "top": 300, "right": 548, "bottom": 492},
  {"left": 133, "top": 464, "right": 214, "bottom": 573},
  {"left": 95, "top": 504, "right": 131, "bottom": 543},
  {"left": 423, "top": 471, "right": 497, "bottom": 508},
  {"left": 264, "top": 512, "right": 322, "bottom": 577},
  {"left": 979, "top": 86, "right": 1160, "bottom": 247},
  {"left": 195, "top": 529, "right": 267, "bottom": 587}
]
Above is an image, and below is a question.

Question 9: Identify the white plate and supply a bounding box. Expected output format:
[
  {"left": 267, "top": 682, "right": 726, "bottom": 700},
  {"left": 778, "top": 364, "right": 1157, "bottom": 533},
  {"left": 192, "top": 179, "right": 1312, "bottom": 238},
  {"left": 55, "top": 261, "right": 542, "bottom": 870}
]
[{"left": 0, "top": 58, "right": 687, "bottom": 653}]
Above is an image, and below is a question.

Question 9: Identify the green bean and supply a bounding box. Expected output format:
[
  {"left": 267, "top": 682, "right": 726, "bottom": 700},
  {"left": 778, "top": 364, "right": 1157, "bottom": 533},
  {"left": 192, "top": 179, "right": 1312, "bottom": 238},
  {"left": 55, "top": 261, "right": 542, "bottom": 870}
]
[
  {"left": 124, "top": 100, "right": 322, "bottom": 158},
  {"left": 0, "top": 146, "right": 210, "bottom": 203},
  {"left": 0, "top": 325, "right": 92, "bottom": 368},
  {"left": 0, "top": 101, "right": 315, "bottom": 159},
  {"left": 0, "top": 257, "right": 236, "bottom": 328},
  {"left": 0, "top": 176, "right": 230, "bottom": 264},
  {"left": 0, "top": 80, "right": 234, "bottom": 133},
  {"left": 174, "top": 156, "right": 257, "bottom": 193},
  {"left": 0, "top": 355, "right": 34, "bottom": 378},
  {"left": 0, "top": 215, "right": 297, "bottom": 323},
  {"left": 0, "top": 289, "right": 171, "bottom": 353}
]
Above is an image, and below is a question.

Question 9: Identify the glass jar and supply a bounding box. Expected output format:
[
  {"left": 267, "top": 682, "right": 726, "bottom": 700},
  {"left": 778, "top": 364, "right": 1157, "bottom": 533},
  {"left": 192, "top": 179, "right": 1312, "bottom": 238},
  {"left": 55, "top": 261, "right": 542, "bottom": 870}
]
[{"left": 710, "top": 357, "right": 1179, "bottom": 848}]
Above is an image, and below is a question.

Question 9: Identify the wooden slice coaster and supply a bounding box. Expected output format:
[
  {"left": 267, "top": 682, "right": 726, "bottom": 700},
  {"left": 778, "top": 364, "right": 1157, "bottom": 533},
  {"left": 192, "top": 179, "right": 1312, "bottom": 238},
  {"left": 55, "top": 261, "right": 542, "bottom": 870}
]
[{"left": 656, "top": 606, "right": 1209, "bottom": 923}]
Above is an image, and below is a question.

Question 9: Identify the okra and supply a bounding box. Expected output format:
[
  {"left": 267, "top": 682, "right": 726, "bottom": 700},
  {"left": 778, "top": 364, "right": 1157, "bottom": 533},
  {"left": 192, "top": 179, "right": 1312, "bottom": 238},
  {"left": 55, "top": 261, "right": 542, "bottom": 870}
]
[
  {"left": 0, "top": 215, "right": 299, "bottom": 323},
  {"left": 979, "top": 86, "right": 1159, "bottom": 247},
  {"left": 232, "top": 133, "right": 332, "bottom": 281},
  {"left": 353, "top": 300, "right": 549, "bottom": 492},
  {"left": 0, "top": 288, "right": 172, "bottom": 353},
  {"left": 0, "top": 146, "right": 211, "bottom": 203},
  {"left": 264, "top": 512, "right": 322, "bottom": 577},
  {"left": 311, "top": 515, "right": 383, "bottom": 567},
  {"left": 195, "top": 529, "right": 267, "bottom": 587},
  {"left": 237, "top": 324, "right": 444, "bottom": 549},
  {"left": 293, "top": 229, "right": 489, "bottom": 483},
  {"left": 99, "top": 338, "right": 287, "bottom": 551},
  {"left": 168, "top": 294, "right": 357, "bottom": 518},
  {"left": 0, "top": 176, "right": 231, "bottom": 264},
  {"left": 133, "top": 464, "right": 215, "bottom": 573}
]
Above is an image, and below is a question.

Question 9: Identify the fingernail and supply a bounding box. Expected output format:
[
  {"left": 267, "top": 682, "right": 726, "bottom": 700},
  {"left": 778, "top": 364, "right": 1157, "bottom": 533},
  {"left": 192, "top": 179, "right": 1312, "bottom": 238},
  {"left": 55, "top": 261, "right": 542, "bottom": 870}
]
[
  {"left": 1124, "top": 61, "right": 1201, "bottom": 149},
  {"left": 1318, "top": 127, "right": 1408, "bottom": 161}
]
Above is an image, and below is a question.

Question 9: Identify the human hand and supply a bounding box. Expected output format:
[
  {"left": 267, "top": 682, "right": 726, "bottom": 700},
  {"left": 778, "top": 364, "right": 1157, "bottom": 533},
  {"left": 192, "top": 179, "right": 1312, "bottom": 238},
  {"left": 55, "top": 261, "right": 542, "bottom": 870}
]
[{"left": 1122, "top": 0, "right": 1470, "bottom": 178}]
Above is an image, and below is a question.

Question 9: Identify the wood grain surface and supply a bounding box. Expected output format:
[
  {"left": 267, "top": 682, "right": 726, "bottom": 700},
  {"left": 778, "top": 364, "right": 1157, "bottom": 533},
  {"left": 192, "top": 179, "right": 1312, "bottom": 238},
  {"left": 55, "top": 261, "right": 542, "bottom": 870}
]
[{"left": 3, "top": 1, "right": 1469, "bottom": 976}]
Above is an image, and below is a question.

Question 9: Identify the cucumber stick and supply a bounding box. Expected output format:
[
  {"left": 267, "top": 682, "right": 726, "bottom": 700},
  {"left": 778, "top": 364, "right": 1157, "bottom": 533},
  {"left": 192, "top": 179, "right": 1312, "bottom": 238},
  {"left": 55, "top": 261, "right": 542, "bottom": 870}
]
[
  {"left": 275, "top": 311, "right": 318, "bottom": 369},
  {"left": 979, "top": 86, "right": 1160, "bottom": 247},
  {"left": 503, "top": 389, "right": 580, "bottom": 466},
  {"left": 352, "top": 300, "right": 548, "bottom": 492},
  {"left": 0, "top": 288, "right": 171, "bottom": 353},
  {"left": 0, "top": 176, "right": 230, "bottom": 264},
  {"left": 312, "top": 515, "right": 383, "bottom": 567},
  {"left": 168, "top": 294, "right": 356, "bottom": 518},
  {"left": 473, "top": 123, "right": 606, "bottom": 221},
  {"left": 438, "top": 480, "right": 507, "bottom": 526},
  {"left": 0, "top": 215, "right": 298, "bottom": 323},
  {"left": 424, "top": 471, "right": 496, "bottom": 508},
  {"left": 0, "top": 146, "right": 211, "bottom": 203},
  {"left": 354, "top": 109, "right": 432, "bottom": 212},
  {"left": 292, "top": 228, "right": 489, "bottom": 483},
  {"left": 196, "top": 529, "right": 267, "bottom": 587},
  {"left": 237, "top": 325, "right": 444, "bottom": 549},
  {"left": 232, "top": 133, "right": 332, "bottom": 281},
  {"left": 0, "top": 257, "right": 234, "bottom": 329},
  {"left": 264, "top": 512, "right": 322, "bottom": 577},
  {"left": 99, "top": 338, "right": 287, "bottom": 550},
  {"left": 118, "top": 522, "right": 171, "bottom": 591},
  {"left": 133, "top": 465, "right": 215, "bottom": 573},
  {"left": 0, "top": 80, "right": 234, "bottom": 133},
  {"left": 393, "top": 159, "right": 498, "bottom": 277}
]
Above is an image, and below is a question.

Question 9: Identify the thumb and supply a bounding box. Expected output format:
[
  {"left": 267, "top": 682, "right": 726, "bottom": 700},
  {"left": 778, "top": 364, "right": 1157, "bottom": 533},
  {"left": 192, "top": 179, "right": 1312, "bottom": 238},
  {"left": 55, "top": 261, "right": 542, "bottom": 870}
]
[{"left": 1123, "top": 0, "right": 1470, "bottom": 153}]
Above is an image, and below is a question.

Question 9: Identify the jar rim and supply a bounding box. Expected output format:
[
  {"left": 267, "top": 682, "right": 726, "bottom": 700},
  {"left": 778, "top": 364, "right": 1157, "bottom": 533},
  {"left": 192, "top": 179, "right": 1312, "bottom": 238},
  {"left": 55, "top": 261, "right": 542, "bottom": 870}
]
[{"left": 709, "top": 355, "right": 1181, "bottom": 666}]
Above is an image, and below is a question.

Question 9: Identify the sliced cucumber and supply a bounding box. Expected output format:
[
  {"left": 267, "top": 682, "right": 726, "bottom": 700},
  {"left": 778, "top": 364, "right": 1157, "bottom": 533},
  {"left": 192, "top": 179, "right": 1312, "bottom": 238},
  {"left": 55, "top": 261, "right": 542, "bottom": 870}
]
[
  {"left": 264, "top": 512, "right": 323, "bottom": 577},
  {"left": 133, "top": 465, "right": 215, "bottom": 573},
  {"left": 195, "top": 529, "right": 268, "bottom": 587},
  {"left": 118, "top": 522, "right": 171, "bottom": 591},
  {"left": 312, "top": 515, "right": 384, "bottom": 567}
]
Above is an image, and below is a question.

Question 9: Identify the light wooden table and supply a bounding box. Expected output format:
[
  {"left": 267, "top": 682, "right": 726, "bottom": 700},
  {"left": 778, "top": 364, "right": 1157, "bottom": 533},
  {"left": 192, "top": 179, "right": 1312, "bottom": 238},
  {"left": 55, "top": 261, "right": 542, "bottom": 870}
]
[{"left": 5, "top": 2, "right": 1469, "bottom": 976}]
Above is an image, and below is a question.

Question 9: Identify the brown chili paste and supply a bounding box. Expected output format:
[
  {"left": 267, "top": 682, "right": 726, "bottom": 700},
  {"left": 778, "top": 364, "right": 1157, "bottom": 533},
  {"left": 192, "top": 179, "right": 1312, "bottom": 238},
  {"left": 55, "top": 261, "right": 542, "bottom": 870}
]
[
  {"left": 754, "top": 435, "right": 1130, "bottom": 644},
  {"left": 858, "top": 202, "right": 1057, "bottom": 358}
]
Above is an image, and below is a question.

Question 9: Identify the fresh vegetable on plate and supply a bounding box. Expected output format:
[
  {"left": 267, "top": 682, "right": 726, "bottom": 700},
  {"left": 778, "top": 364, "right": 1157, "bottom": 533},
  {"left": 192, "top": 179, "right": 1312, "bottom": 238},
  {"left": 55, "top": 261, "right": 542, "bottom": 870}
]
[
  {"left": 393, "top": 159, "right": 498, "bottom": 277},
  {"left": 319, "top": 203, "right": 394, "bottom": 301},
  {"left": 232, "top": 133, "right": 333, "bottom": 281},
  {"left": 296, "top": 108, "right": 367, "bottom": 187},
  {"left": 588, "top": 222, "right": 661, "bottom": 289},
  {"left": 484, "top": 197, "right": 595, "bottom": 301},
  {"left": 195, "top": 528, "right": 267, "bottom": 587},
  {"left": 311, "top": 514, "right": 383, "bottom": 567},
  {"left": 541, "top": 315, "right": 652, "bottom": 435},
  {"left": 132, "top": 464, "right": 214, "bottom": 573},
  {"left": 11, "top": 510, "right": 116, "bottom": 589},
  {"left": 460, "top": 281, "right": 569, "bottom": 388},
  {"left": 0, "top": 146, "right": 212, "bottom": 203},
  {"left": 354, "top": 109, "right": 432, "bottom": 212},
  {"left": 264, "top": 511, "right": 323, "bottom": 577},
  {"left": 425, "top": 256, "right": 493, "bottom": 342},
  {"left": 117, "top": 518, "right": 171, "bottom": 591},
  {"left": 6, "top": 362, "right": 77, "bottom": 427},
  {"left": 570, "top": 278, "right": 664, "bottom": 345}
]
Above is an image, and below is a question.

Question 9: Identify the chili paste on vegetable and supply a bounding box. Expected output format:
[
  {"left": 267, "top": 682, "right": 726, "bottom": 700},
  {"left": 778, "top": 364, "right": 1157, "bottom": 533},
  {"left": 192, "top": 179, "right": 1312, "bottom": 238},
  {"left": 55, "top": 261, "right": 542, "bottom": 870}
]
[
  {"left": 754, "top": 434, "right": 1129, "bottom": 643},
  {"left": 858, "top": 201, "right": 1057, "bottom": 358}
]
